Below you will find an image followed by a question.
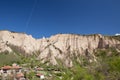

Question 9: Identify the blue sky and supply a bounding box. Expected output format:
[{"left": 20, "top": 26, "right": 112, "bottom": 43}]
[{"left": 0, "top": 0, "right": 120, "bottom": 38}]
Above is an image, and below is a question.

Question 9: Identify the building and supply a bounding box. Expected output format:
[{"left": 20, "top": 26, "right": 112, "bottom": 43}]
[
  {"left": 36, "top": 73, "right": 45, "bottom": 80},
  {"left": 0, "top": 64, "right": 24, "bottom": 80},
  {"left": 16, "top": 72, "right": 25, "bottom": 80}
]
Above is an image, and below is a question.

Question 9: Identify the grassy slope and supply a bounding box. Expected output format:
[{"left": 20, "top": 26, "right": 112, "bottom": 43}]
[{"left": 0, "top": 52, "right": 21, "bottom": 67}]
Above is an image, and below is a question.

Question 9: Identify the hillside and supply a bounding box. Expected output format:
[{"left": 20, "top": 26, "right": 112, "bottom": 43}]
[
  {"left": 0, "top": 30, "right": 120, "bottom": 79},
  {"left": 0, "top": 30, "right": 120, "bottom": 66}
]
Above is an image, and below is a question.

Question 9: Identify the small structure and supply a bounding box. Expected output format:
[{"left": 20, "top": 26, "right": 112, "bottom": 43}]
[
  {"left": 35, "top": 67, "right": 44, "bottom": 71},
  {"left": 2, "top": 66, "right": 12, "bottom": 73},
  {"left": 12, "top": 65, "right": 22, "bottom": 73},
  {"left": 1, "top": 64, "right": 22, "bottom": 73},
  {"left": 2, "top": 66, "right": 12, "bottom": 70},
  {"left": 36, "top": 73, "right": 45, "bottom": 80},
  {"left": 0, "top": 64, "right": 23, "bottom": 80},
  {"left": 12, "top": 63, "right": 17, "bottom": 66},
  {"left": 16, "top": 73, "right": 25, "bottom": 80},
  {"left": 0, "top": 69, "right": 3, "bottom": 75}
]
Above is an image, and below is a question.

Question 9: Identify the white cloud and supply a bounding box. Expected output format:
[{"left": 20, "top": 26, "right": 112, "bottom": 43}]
[{"left": 115, "top": 33, "right": 120, "bottom": 36}]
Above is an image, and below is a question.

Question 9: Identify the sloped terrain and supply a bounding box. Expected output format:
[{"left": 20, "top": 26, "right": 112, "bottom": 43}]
[
  {"left": 0, "top": 30, "right": 120, "bottom": 80},
  {"left": 0, "top": 30, "right": 120, "bottom": 67}
]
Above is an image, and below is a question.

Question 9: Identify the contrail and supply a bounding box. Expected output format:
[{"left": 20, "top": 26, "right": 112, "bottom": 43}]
[{"left": 25, "top": 0, "right": 37, "bottom": 32}]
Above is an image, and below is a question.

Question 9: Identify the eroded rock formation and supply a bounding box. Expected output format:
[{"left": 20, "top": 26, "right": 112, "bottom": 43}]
[{"left": 0, "top": 30, "right": 120, "bottom": 67}]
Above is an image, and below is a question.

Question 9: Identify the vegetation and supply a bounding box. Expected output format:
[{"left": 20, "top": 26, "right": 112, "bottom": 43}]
[
  {"left": 112, "top": 35, "right": 120, "bottom": 41},
  {"left": 0, "top": 51, "right": 21, "bottom": 67},
  {"left": 0, "top": 35, "right": 120, "bottom": 80},
  {"left": 92, "top": 48, "right": 120, "bottom": 80},
  {"left": 0, "top": 47, "right": 120, "bottom": 80},
  {"left": 51, "top": 48, "right": 120, "bottom": 80}
]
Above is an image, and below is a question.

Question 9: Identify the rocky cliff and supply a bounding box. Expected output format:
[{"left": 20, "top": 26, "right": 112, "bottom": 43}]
[{"left": 0, "top": 30, "right": 120, "bottom": 67}]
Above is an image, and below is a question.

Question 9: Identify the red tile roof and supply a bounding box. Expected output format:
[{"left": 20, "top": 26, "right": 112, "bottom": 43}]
[
  {"left": 1, "top": 65, "right": 22, "bottom": 70},
  {"left": 12, "top": 66, "right": 22, "bottom": 69},
  {"left": 2, "top": 66, "right": 12, "bottom": 70},
  {"left": 36, "top": 73, "right": 43, "bottom": 77},
  {"left": 16, "top": 73, "right": 24, "bottom": 78}
]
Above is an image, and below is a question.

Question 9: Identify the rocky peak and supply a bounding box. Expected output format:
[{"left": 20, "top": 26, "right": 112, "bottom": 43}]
[
  {"left": 0, "top": 30, "right": 40, "bottom": 54},
  {"left": 37, "top": 34, "right": 120, "bottom": 67},
  {"left": 0, "top": 30, "right": 120, "bottom": 67}
]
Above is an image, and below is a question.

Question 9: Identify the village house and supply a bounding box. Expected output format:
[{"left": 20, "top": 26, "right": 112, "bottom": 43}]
[
  {"left": 0, "top": 63, "right": 25, "bottom": 80},
  {"left": 1, "top": 65, "right": 12, "bottom": 74},
  {"left": 34, "top": 67, "right": 44, "bottom": 72},
  {"left": 0, "top": 65, "right": 13, "bottom": 79},
  {"left": 36, "top": 73, "right": 45, "bottom": 80},
  {"left": 12, "top": 63, "right": 22, "bottom": 73},
  {"left": 16, "top": 72, "right": 25, "bottom": 80}
]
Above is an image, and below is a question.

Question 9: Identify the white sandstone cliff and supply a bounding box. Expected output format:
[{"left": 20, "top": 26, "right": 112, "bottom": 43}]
[{"left": 0, "top": 30, "right": 120, "bottom": 67}]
